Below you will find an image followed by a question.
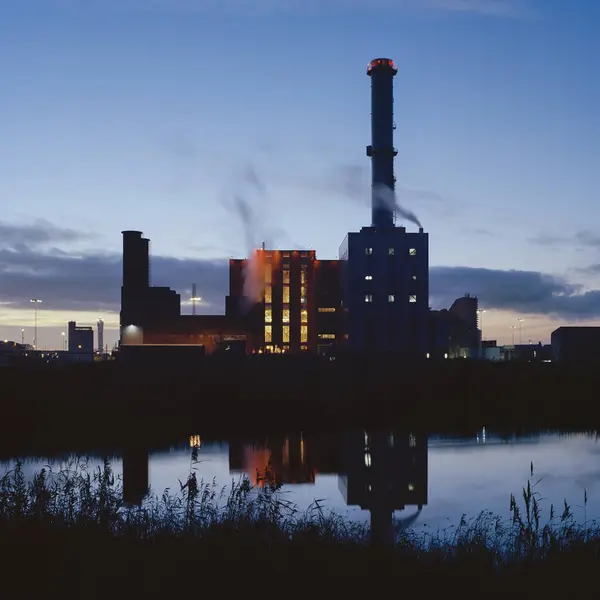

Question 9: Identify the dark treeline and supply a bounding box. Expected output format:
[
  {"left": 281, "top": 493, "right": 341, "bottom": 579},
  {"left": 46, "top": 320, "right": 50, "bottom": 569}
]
[{"left": 0, "top": 357, "right": 597, "bottom": 454}]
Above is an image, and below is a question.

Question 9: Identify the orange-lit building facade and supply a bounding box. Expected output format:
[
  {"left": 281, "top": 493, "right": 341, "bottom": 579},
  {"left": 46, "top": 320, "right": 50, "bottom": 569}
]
[{"left": 227, "top": 249, "right": 342, "bottom": 355}]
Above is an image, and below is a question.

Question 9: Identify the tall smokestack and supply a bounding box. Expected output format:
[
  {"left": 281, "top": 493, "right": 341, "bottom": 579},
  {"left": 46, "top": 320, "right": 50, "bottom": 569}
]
[
  {"left": 367, "top": 58, "right": 398, "bottom": 229},
  {"left": 122, "top": 230, "right": 149, "bottom": 289}
]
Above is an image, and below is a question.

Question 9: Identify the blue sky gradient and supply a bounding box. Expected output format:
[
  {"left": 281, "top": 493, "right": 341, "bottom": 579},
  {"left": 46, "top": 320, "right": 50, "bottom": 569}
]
[{"left": 1, "top": 0, "right": 598, "bottom": 348}]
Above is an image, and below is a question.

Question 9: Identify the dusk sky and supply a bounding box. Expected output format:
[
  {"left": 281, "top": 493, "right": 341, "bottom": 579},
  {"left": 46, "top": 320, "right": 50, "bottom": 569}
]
[{"left": 1, "top": 0, "right": 599, "bottom": 349}]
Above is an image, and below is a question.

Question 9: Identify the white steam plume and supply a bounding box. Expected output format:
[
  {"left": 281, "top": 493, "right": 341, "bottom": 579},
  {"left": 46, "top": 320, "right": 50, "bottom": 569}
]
[{"left": 372, "top": 183, "right": 422, "bottom": 229}]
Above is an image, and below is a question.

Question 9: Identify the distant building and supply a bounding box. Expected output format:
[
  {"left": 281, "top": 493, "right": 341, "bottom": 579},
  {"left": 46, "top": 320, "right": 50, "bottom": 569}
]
[
  {"left": 551, "top": 327, "right": 600, "bottom": 363},
  {"left": 68, "top": 321, "right": 94, "bottom": 358},
  {"left": 97, "top": 319, "right": 104, "bottom": 353}
]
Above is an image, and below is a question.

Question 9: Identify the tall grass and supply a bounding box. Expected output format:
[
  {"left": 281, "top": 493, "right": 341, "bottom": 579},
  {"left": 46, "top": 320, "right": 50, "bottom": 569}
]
[{"left": 2, "top": 458, "right": 600, "bottom": 579}]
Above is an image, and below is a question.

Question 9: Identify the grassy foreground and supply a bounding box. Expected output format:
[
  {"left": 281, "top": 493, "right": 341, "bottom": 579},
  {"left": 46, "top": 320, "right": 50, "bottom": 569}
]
[{"left": 0, "top": 461, "right": 599, "bottom": 595}]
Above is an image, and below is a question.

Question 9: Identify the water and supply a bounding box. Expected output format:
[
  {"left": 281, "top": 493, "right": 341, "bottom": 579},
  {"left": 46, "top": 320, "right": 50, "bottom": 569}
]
[{"left": 2, "top": 429, "right": 599, "bottom": 533}]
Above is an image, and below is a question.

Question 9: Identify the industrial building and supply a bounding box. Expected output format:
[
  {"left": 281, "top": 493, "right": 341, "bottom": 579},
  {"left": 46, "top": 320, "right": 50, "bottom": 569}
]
[
  {"left": 68, "top": 321, "right": 94, "bottom": 359},
  {"left": 339, "top": 59, "right": 429, "bottom": 356},
  {"left": 551, "top": 327, "right": 600, "bottom": 363},
  {"left": 116, "top": 58, "right": 458, "bottom": 359}
]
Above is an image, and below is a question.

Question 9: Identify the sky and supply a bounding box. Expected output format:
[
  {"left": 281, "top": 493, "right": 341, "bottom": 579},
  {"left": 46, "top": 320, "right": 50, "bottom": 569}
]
[{"left": 0, "top": 0, "right": 599, "bottom": 349}]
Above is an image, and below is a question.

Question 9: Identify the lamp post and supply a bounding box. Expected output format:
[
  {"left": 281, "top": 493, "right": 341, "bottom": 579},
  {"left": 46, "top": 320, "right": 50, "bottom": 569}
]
[
  {"left": 517, "top": 318, "right": 524, "bottom": 345},
  {"left": 30, "top": 299, "right": 42, "bottom": 349},
  {"left": 510, "top": 325, "right": 516, "bottom": 346},
  {"left": 61, "top": 331, "right": 66, "bottom": 351},
  {"left": 21, "top": 329, "right": 24, "bottom": 345},
  {"left": 190, "top": 283, "right": 202, "bottom": 316}
]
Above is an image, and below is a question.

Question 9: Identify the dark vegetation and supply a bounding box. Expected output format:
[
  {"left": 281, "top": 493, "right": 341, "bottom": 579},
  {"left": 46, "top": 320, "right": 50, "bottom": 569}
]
[
  {"left": 0, "top": 357, "right": 597, "bottom": 455},
  {"left": 0, "top": 459, "right": 599, "bottom": 596}
]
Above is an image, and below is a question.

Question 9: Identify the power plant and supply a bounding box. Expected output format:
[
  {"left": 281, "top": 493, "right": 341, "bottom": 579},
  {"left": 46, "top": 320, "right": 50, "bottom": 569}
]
[{"left": 118, "top": 58, "right": 479, "bottom": 360}]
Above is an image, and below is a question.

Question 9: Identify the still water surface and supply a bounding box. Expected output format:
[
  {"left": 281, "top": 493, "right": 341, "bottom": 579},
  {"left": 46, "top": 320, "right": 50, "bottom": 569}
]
[{"left": 2, "top": 430, "right": 600, "bottom": 532}]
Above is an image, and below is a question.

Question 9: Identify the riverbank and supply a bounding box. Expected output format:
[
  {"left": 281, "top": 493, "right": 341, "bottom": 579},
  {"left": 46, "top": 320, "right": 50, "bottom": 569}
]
[
  {"left": 1, "top": 358, "right": 598, "bottom": 452},
  {"left": 0, "top": 461, "right": 598, "bottom": 595}
]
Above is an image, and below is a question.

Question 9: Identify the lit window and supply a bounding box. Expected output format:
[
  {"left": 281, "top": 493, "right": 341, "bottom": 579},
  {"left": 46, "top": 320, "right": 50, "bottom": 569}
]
[
  {"left": 409, "top": 295, "right": 417, "bottom": 303},
  {"left": 365, "top": 275, "right": 372, "bottom": 280},
  {"left": 409, "top": 248, "right": 416, "bottom": 256},
  {"left": 282, "top": 325, "right": 290, "bottom": 343},
  {"left": 409, "top": 434, "right": 416, "bottom": 447},
  {"left": 301, "top": 325, "right": 308, "bottom": 343},
  {"left": 282, "top": 309, "right": 290, "bottom": 323},
  {"left": 300, "top": 345, "right": 308, "bottom": 351},
  {"left": 300, "top": 271, "right": 307, "bottom": 285},
  {"left": 318, "top": 334, "right": 335, "bottom": 340},
  {"left": 408, "top": 483, "right": 415, "bottom": 492},
  {"left": 365, "top": 294, "right": 373, "bottom": 303},
  {"left": 264, "top": 326, "right": 272, "bottom": 343},
  {"left": 365, "top": 248, "right": 373, "bottom": 255},
  {"left": 265, "top": 285, "right": 272, "bottom": 303},
  {"left": 283, "top": 268, "right": 290, "bottom": 284},
  {"left": 264, "top": 268, "right": 271, "bottom": 284},
  {"left": 388, "top": 434, "right": 394, "bottom": 447},
  {"left": 388, "top": 295, "right": 394, "bottom": 302},
  {"left": 318, "top": 308, "right": 335, "bottom": 313},
  {"left": 265, "top": 308, "right": 272, "bottom": 323},
  {"left": 300, "top": 309, "right": 308, "bottom": 323},
  {"left": 283, "top": 286, "right": 290, "bottom": 303},
  {"left": 388, "top": 248, "right": 394, "bottom": 255},
  {"left": 412, "top": 275, "right": 416, "bottom": 280},
  {"left": 364, "top": 453, "right": 371, "bottom": 467}
]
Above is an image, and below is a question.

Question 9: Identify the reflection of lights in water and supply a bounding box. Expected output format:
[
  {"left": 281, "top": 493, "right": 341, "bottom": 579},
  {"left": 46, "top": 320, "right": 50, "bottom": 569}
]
[
  {"left": 476, "top": 427, "right": 487, "bottom": 444},
  {"left": 189, "top": 435, "right": 201, "bottom": 448}
]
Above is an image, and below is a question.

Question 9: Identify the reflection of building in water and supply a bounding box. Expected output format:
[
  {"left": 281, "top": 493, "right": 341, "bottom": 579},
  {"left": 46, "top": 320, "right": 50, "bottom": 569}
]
[
  {"left": 338, "top": 430, "right": 428, "bottom": 545},
  {"left": 122, "top": 447, "right": 149, "bottom": 505},
  {"left": 228, "top": 433, "right": 316, "bottom": 486},
  {"left": 189, "top": 434, "right": 201, "bottom": 448}
]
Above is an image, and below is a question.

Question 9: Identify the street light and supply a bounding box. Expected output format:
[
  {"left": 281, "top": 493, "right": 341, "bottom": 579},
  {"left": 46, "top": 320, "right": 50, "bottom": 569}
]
[
  {"left": 30, "top": 299, "right": 42, "bottom": 349},
  {"left": 190, "top": 283, "right": 202, "bottom": 316},
  {"left": 517, "top": 318, "right": 524, "bottom": 345},
  {"left": 21, "top": 329, "right": 24, "bottom": 345},
  {"left": 510, "top": 325, "right": 516, "bottom": 345},
  {"left": 61, "top": 331, "right": 66, "bottom": 351}
]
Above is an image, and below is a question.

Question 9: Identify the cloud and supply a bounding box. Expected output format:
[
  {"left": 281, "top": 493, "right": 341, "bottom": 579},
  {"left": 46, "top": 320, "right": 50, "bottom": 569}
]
[
  {"left": 0, "top": 219, "right": 93, "bottom": 251},
  {"left": 2, "top": 223, "right": 600, "bottom": 322},
  {"left": 0, "top": 221, "right": 228, "bottom": 314},
  {"left": 430, "top": 266, "right": 600, "bottom": 320},
  {"left": 2, "top": 219, "right": 599, "bottom": 322},
  {"left": 528, "top": 230, "right": 600, "bottom": 249}
]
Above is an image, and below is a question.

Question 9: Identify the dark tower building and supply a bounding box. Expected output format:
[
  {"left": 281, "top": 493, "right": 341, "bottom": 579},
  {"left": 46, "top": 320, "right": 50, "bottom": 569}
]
[
  {"left": 339, "top": 58, "right": 430, "bottom": 356},
  {"left": 120, "top": 230, "right": 180, "bottom": 345}
]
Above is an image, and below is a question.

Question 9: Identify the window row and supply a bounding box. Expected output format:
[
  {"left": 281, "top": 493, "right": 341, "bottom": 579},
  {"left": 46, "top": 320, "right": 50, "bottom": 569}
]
[
  {"left": 365, "top": 294, "right": 417, "bottom": 303},
  {"left": 265, "top": 325, "right": 308, "bottom": 343},
  {"left": 365, "top": 274, "right": 417, "bottom": 281},
  {"left": 365, "top": 247, "right": 417, "bottom": 256},
  {"left": 264, "top": 307, "right": 308, "bottom": 323}
]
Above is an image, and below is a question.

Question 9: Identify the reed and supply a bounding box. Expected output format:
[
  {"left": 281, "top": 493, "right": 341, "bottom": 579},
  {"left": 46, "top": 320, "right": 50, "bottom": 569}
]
[{"left": 1, "top": 460, "right": 599, "bottom": 593}]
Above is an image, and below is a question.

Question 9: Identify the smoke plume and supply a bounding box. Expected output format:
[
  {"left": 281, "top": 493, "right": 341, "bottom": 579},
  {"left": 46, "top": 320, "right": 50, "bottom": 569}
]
[{"left": 372, "top": 183, "right": 422, "bottom": 229}]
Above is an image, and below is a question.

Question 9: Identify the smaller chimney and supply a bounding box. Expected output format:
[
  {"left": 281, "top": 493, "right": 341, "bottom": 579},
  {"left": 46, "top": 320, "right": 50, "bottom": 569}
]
[{"left": 418, "top": 227, "right": 424, "bottom": 234}]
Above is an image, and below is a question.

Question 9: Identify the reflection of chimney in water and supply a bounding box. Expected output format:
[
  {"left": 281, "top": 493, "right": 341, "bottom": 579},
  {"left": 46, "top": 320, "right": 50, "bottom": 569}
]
[
  {"left": 337, "top": 429, "right": 428, "bottom": 547},
  {"left": 122, "top": 447, "right": 149, "bottom": 505}
]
